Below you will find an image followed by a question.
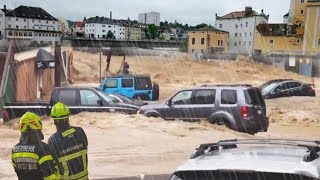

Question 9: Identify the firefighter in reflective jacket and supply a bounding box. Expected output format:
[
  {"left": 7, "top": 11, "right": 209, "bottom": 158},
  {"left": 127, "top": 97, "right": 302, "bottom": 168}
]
[
  {"left": 11, "top": 112, "right": 57, "bottom": 180},
  {"left": 48, "top": 102, "right": 88, "bottom": 180}
]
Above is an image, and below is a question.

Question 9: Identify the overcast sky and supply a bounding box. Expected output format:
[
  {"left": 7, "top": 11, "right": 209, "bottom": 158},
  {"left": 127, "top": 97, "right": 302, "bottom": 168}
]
[{"left": 1, "top": 0, "right": 290, "bottom": 25}]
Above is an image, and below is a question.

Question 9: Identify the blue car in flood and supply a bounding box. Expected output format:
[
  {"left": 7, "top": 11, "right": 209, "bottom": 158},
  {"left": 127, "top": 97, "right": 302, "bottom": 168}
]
[{"left": 99, "top": 75, "right": 159, "bottom": 101}]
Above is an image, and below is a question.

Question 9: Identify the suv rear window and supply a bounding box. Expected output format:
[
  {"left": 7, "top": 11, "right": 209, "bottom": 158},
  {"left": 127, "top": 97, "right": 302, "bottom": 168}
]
[
  {"left": 134, "top": 77, "right": 152, "bottom": 90},
  {"left": 221, "top": 90, "right": 237, "bottom": 104},
  {"left": 244, "top": 88, "right": 265, "bottom": 105}
]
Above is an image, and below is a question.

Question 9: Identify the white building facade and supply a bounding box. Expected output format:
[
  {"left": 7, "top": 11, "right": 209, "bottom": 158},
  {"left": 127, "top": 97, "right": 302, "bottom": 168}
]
[
  {"left": 138, "top": 12, "right": 160, "bottom": 26},
  {"left": 215, "top": 7, "right": 269, "bottom": 55},
  {"left": 1, "top": 5, "right": 61, "bottom": 45},
  {"left": 0, "top": 8, "right": 5, "bottom": 39},
  {"left": 85, "top": 17, "right": 124, "bottom": 39}
]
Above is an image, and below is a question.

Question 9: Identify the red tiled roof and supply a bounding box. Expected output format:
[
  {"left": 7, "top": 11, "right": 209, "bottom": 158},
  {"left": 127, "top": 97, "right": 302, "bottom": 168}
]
[
  {"left": 219, "top": 10, "right": 259, "bottom": 19},
  {"left": 74, "top": 21, "right": 85, "bottom": 27}
]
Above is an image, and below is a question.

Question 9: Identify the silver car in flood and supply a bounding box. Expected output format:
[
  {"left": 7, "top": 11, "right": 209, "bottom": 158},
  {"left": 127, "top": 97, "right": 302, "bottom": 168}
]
[{"left": 170, "top": 139, "right": 320, "bottom": 180}]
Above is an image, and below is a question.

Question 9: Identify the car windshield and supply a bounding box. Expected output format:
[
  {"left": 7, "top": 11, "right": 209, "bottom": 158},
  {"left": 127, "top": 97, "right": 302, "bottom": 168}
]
[
  {"left": 261, "top": 83, "right": 279, "bottom": 94},
  {"left": 96, "top": 90, "right": 113, "bottom": 103}
]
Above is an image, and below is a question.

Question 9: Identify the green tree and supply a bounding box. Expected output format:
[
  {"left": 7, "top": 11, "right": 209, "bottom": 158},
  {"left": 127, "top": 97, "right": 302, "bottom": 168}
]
[
  {"left": 107, "top": 31, "right": 115, "bottom": 39},
  {"left": 145, "top": 24, "right": 158, "bottom": 39}
]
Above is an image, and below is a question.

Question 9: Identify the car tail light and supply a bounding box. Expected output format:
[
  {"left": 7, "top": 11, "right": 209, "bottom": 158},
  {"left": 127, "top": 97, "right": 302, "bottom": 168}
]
[
  {"left": 2, "top": 110, "right": 9, "bottom": 123},
  {"left": 311, "top": 85, "right": 315, "bottom": 91},
  {"left": 241, "top": 106, "right": 248, "bottom": 119}
]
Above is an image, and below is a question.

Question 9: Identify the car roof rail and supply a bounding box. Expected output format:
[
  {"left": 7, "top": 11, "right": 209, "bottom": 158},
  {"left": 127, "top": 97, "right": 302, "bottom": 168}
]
[
  {"left": 191, "top": 139, "right": 320, "bottom": 162},
  {"left": 201, "top": 84, "right": 253, "bottom": 87}
]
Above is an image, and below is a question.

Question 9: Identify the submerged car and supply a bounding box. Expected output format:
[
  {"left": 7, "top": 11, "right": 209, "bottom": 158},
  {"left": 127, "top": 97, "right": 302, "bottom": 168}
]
[
  {"left": 260, "top": 79, "right": 316, "bottom": 99},
  {"left": 170, "top": 139, "right": 320, "bottom": 180},
  {"left": 140, "top": 85, "right": 269, "bottom": 134}
]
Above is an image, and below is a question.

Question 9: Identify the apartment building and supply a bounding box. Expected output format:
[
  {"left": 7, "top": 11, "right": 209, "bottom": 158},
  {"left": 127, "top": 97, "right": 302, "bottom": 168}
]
[
  {"left": 138, "top": 12, "right": 160, "bottom": 26},
  {"left": 254, "top": 0, "right": 320, "bottom": 54},
  {"left": 85, "top": 16, "right": 125, "bottom": 39},
  {"left": 215, "top": 7, "right": 269, "bottom": 55},
  {"left": 188, "top": 27, "right": 229, "bottom": 54},
  {"left": 2, "top": 5, "right": 61, "bottom": 45}
]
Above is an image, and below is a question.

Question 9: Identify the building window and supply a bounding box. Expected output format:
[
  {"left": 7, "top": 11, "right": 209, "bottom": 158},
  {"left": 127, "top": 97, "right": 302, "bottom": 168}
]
[
  {"left": 219, "top": 24, "right": 222, "bottom": 28},
  {"left": 24, "top": 26, "right": 27, "bottom": 29},
  {"left": 46, "top": 21, "right": 49, "bottom": 24},
  {"left": 16, "top": 25, "right": 19, "bottom": 29},
  {"left": 16, "top": 18, "right": 18, "bottom": 21},
  {"left": 39, "top": 33, "right": 41, "bottom": 37},
  {"left": 244, "top": 41, "right": 246, "bottom": 46},
  {"left": 240, "top": 33, "right": 242, "bottom": 37},
  {"left": 8, "top": 31, "right": 13, "bottom": 36},
  {"left": 200, "top": 49, "right": 204, "bottom": 53},
  {"left": 53, "top": 21, "right": 55, "bottom": 24},
  {"left": 234, "top": 42, "right": 237, "bottom": 46},
  {"left": 108, "top": 26, "right": 111, "bottom": 28},
  {"left": 218, "top": 40, "right": 221, "bottom": 46},
  {"left": 298, "top": 22, "right": 302, "bottom": 27},
  {"left": 239, "top": 41, "right": 241, "bottom": 45},
  {"left": 241, "top": 24, "right": 243, "bottom": 28},
  {"left": 8, "top": 25, "right": 11, "bottom": 28},
  {"left": 269, "top": 39, "right": 274, "bottom": 44},
  {"left": 221, "top": 40, "right": 223, "bottom": 46},
  {"left": 191, "top": 49, "right": 195, "bottom": 53},
  {"left": 301, "top": 0, "right": 305, "bottom": 2},
  {"left": 301, "top": 10, "right": 304, "bottom": 15},
  {"left": 235, "top": 24, "right": 238, "bottom": 28},
  {"left": 296, "top": 38, "right": 301, "bottom": 44},
  {"left": 102, "top": 25, "right": 106, "bottom": 27},
  {"left": 29, "top": 32, "right": 32, "bottom": 36},
  {"left": 250, "top": 32, "right": 252, "bottom": 36},
  {"left": 0, "top": 14, "right": 2, "bottom": 17},
  {"left": 201, "top": 38, "right": 205, "bottom": 45},
  {"left": 39, "top": 20, "right": 41, "bottom": 23},
  {"left": 32, "top": 19, "right": 34, "bottom": 22},
  {"left": 246, "top": 22, "right": 248, "bottom": 27},
  {"left": 235, "top": 33, "right": 237, "bottom": 37},
  {"left": 24, "top": 32, "right": 28, "bottom": 36},
  {"left": 8, "top": 17, "right": 10, "bottom": 21},
  {"left": 245, "top": 32, "right": 247, "bottom": 36},
  {"left": 192, "top": 38, "right": 195, "bottom": 45},
  {"left": 19, "top": 32, "right": 23, "bottom": 36},
  {"left": 102, "top": 30, "right": 106, "bottom": 32},
  {"left": 249, "top": 41, "right": 252, "bottom": 46},
  {"left": 318, "top": 39, "right": 320, "bottom": 45}
]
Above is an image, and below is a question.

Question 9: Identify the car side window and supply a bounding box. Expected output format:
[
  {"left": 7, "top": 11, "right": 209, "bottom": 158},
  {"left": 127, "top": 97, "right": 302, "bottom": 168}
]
[
  {"left": 274, "top": 83, "right": 289, "bottom": 92},
  {"left": 171, "top": 91, "right": 192, "bottom": 105},
  {"left": 192, "top": 90, "right": 216, "bottom": 104},
  {"left": 221, "top": 90, "right": 237, "bottom": 104},
  {"left": 288, "top": 82, "right": 302, "bottom": 89},
  {"left": 58, "top": 90, "right": 77, "bottom": 106},
  {"left": 80, "top": 90, "right": 100, "bottom": 106},
  {"left": 105, "top": 79, "right": 118, "bottom": 88},
  {"left": 121, "top": 79, "right": 134, "bottom": 88}
]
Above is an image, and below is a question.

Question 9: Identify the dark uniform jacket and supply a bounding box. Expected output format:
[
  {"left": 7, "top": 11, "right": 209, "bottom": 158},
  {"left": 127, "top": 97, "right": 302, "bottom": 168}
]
[
  {"left": 48, "top": 126, "right": 88, "bottom": 180},
  {"left": 12, "top": 132, "right": 57, "bottom": 180}
]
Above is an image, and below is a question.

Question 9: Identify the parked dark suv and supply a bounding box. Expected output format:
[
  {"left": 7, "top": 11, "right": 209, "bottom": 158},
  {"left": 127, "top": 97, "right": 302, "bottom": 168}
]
[{"left": 139, "top": 85, "right": 269, "bottom": 134}]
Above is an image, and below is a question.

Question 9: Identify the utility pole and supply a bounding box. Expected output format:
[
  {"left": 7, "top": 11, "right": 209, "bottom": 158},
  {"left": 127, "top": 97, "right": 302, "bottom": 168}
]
[
  {"left": 99, "top": 50, "right": 102, "bottom": 83},
  {"left": 54, "top": 45, "right": 62, "bottom": 87}
]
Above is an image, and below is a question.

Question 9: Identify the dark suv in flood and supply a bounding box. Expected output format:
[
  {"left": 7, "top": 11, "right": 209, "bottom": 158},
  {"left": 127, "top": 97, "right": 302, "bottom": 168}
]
[{"left": 139, "top": 85, "right": 269, "bottom": 134}]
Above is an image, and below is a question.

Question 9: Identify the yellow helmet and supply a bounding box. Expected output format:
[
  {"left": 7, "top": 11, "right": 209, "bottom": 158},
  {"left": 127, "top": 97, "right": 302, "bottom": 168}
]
[
  {"left": 19, "top": 112, "right": 42, "bottom": 133},
  {"left": 50, "top": 102, "right": 71, "bottom": 120}
]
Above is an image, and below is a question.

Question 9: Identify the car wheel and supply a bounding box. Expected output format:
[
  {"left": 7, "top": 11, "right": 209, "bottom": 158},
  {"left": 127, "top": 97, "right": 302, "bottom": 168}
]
[{"left": 152, "top": 82, "right": 160, "bottom": 101}]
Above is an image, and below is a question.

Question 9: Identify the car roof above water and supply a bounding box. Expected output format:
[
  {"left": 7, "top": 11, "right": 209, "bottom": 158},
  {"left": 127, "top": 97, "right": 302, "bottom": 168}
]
[
  {"left": 175, "top": 146, "right": 320, "bottom": 178},
  {"left": 103, "top": 74, "right": 151, "bottom": 79},
  {"left": 181, "top": 85, "right": 257, "bottom": 91}
]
